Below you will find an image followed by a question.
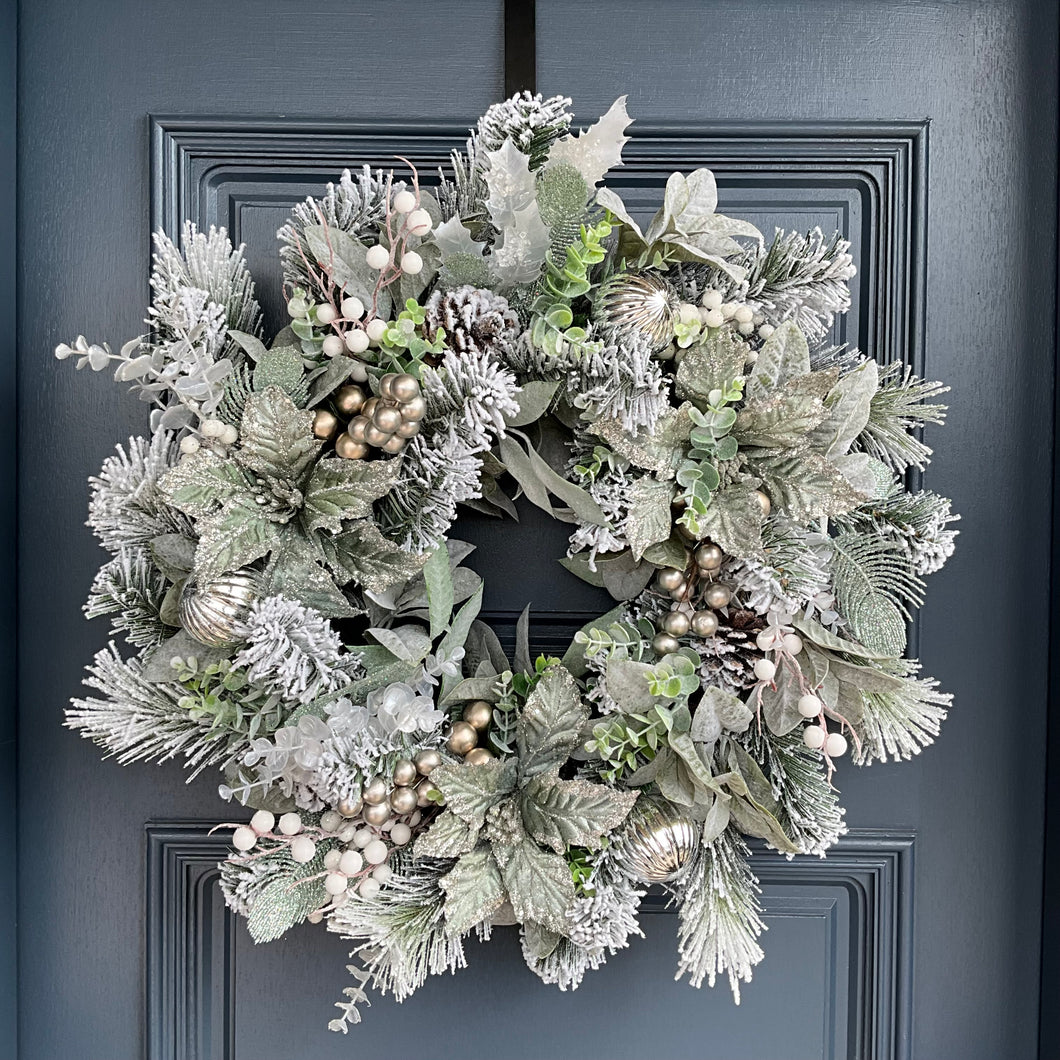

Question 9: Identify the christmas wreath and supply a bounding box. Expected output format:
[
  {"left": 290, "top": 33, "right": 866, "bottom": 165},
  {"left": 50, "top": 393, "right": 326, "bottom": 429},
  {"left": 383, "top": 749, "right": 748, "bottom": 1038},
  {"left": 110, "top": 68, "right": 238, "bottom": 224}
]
[{"left": 58, "top": 93, "right": 958, "bottom": 1031}]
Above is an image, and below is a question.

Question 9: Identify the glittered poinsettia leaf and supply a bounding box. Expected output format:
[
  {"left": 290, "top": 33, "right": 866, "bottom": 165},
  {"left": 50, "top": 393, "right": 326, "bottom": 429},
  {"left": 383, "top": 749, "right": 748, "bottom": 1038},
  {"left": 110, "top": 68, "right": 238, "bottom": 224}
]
[
  {"left": 734, "top": 369, "right": 840, "bottom": 450},
  {"left": 590, "top": 403, "right": 693, "bottom": 476},
  {"left": 519, "top": 770, "right": 638, "bottom": 855},
  {"left": 694, "top": 483, "right": 765, "bottom": 562},
  {"left": 237, "top": 385, "right": 320, "bottom": 487},
  {"left": 516, "top": 665, "right": 589, "bottom": 779},
  {"left": 319, "top": 518, "right": 428, "bottom": 594},
  {"left": 624, "top": 476, "right": 674, "bottom": 561},
  {"left": 439, "top": 847, "right": 507, "bottom": 936},
  {"left": 265, "top": 532, "right": 360, "bottom": 619},
  {"left": 749, "top": 451, "right": 867, "bottom": 524},
  {"left": 499, "top": 838, "right": 576, "bottom": 935},
  {"left": 302, "top": 456, "right": 402, "bottom": 536},
  {"left": 746, "top": 321, "right": 811, "bottom": 402},
  {"left": 159, "top": 449, "right": 249, "bottom": 518},
  {"left": 193, "top": 494, "right": 283, "bottom": 581},
  {"left": 431, "top": 759, "right": 518, "bottom": 827},
  {"left": 675, "top": 327, "right": 749, "bottom": 405},
  {"left": 416, "top": 809, "right": 482, "bottom": 859}
]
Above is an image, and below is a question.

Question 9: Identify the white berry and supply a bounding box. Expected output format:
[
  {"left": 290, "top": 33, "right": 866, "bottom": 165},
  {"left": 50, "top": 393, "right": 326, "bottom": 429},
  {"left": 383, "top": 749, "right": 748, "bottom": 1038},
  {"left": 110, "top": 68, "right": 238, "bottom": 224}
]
[
  {"left": 406, "top": 208, "right": 432, "bottom": 235},
  {"left": 389, "top": 822, "right": 412, "bottom": 846},
  {"left": 335, "top": 823, "right": 358, "bottom": 843},
  {"left": 345, "top": 328, "right": 370, "bottom": 353},
  {"left": 392, "top": 189, "right": 417, "bottom": 214},
  {"left": 365, "top": 244, "right": 390, "bottom": 270},
  {"left": 324, "top": 872, "right": 348, "bottom": 896},
  {"left": 179, "top": 435, "right": 200, "bottom": 455},
  {"left": 339, "top": 850, "right": 364, "bottom": 876},
  {"left": 232, "top": 826, "right": 257, "bottom": 852},
  {"left": 278, "top": 812, "right": 302, "bottom": 836},
  {"left": 324, "top": 849, "right": 343, "bottom": 870},
  {"left": 289, "top": 836, "right": 317, "bottom": 864},
  {"left": 353, "top": 828, "right": 373, "bottom": 848},
  {"left": 200, "top": 417, "right": 225, "bottom": 439},
  {"left": 363, "top": 839, "right": 388, "bottom": 865},
  {"left": 719, "top": 302, "right": 739, "bottom": 320},
  {"left": 737, "top": 321, "right": 755, "bottom": 336},
  {"left": 358, "top": 877, "right": 381, "bottom": 899},
  {"left": 372, "top": 863, "right": 394, "bottom": 883},
  {"left": 319, "top": 811, "right": 342, "bottom": 833},
  {"left": 321, "top": 334, "right": 345, "bottom": 358},
  {"left": 400, "top": 250, "right": 423, "bottom": 275},
  {"left": 803, "top": 724, "right": 826, "bottom": 750},
  {"left": 756, "top": 629, "right": 783, "bottom": 651},
  {"left": 753, "top": 658, "right": 777, "bottom": 682},
  {"left": 825, "top": 732, "right": 848, "bottom": 758},
  {"left": 341, "top": 296, "right": 365, "bottom": 320},
  {"left": 702, "top": 308, "right": 726, "bottom": 328},
  {"left": 219, "top": 424, "right": 238, "bottom": 445},
  {"left": 365, "top": 318, "right": 388, "bottom": 343},
  {"left": 758, "top": 324, "right": 775, "bottom": 339},
  {"left": 316, "top": 304, "right": 338, "bottom": 325},
  {"left": 733, "top": 305, "right": 754, "bottom": 324},
  {"left": 678, "top": 302, "right": 699, "bottom": 323},
  {"left": 700, "top": 288, "right": 723, "bottom": 310},
  {"left": 249, "top": 810, "right": 275, "bottom": 835},
  {"left": 783, "top": 634, "right": 804, "bottom": 655},
  {"left": 798, "top": 694, "right": 822, "bottom": 718}
]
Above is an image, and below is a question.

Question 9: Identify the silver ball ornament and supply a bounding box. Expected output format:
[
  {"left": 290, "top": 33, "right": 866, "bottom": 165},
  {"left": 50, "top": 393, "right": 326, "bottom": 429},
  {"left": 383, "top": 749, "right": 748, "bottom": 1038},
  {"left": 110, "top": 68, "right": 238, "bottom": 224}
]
[
  {"left": 362, "top": 800, "right": 391, "bottom": 826},
  {"left": 463, "top": 747, "right": 495, "bottom": 765},
  {"left": 390, "top": 373, "right": 420, "bottom": 403},
  {"left": 414, "top": 749, "right": 442, "bottom": 776},
  {"left": 362, "top": 776, "right": 388, "bottom": 805},
  {"left": 619, "top": 799, "right": 699, "bottom": 884},
  {"left": 178, "top": 569, "right": 262, "bottom": 647},
  {"left": 392, "top": 759, "right": 418, "bottom": 787},
  {"left": 661, "top": 611, "right": 691, "bottom": 637},
  {"left": 399, "top": 395, "right": 426, "bottom": 421},
  {"left": 389, "top": 786, "right": 418, "bottom": 815},
  {"left": 462, "top": 700, "right": 493, "bottom": 731},
  {"left": 652, "top": 632, "right": 681, "bottom": 655},
  {"left": 656, "top": 567, "right": 685, "bottom": 592},
  {"left": 703, "top": 583, "right": 732, "bottom": 609}
]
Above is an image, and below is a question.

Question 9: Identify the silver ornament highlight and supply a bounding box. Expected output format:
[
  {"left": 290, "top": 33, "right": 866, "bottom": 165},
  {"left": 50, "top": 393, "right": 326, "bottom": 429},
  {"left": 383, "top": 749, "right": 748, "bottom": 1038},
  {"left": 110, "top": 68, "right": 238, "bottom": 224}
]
[
  {"left": 595, "top": 272, "right": 678, "bottom": 351},
  {"left": 178, "top": 569, "right": 262, "bottom": 647},
  {"left": 619, "top": 799, "right": 698, "bottom": 883}
]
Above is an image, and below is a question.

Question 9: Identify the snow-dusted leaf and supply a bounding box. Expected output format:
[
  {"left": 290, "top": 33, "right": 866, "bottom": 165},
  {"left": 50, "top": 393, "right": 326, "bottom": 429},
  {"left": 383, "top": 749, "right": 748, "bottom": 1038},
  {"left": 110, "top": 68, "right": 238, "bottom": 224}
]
[
  {"left": 520, "top": 771, "right": 638, "bottom": 854},
  {"left": 815, "top": 360, "right": 878, "bottom": 457},
  {"left": 320, "top": 519, "right": 428, "bottom": 593},
  {"left": 238, "top": 386, "right": 320, "bottom": 486},
  {"left": 500, "top": 838, "right": 575, "bottom": 934},
  {"left": 440, "top": 849, "right": 507, "bottom": 935},
  {"left": 516, "top": 665, "right": 588, "bottom": 778},
  {"left": 746, "top": 321, "right": 811, "bottom": 402},
  {"left": 548, "top": 96, "right": 632, "bottom": 187},
  {"left": 302, "top": 456, "right": 402, "bottom": 535},
  {"left": 696, "top": 484, "right": 764, "bottom": 561}
]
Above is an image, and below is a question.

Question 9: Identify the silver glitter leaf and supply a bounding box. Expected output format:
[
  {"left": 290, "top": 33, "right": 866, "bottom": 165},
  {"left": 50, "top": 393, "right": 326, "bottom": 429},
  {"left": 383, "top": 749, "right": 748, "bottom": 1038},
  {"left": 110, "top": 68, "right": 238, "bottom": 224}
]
[
  {"left": 500, "top": 839, "right": 575, "bottom": 935},
  {"left": 590, "top": 403, "right": 693, "bottom": 476},
  {"left": 520, "top": 771, "right": 638, "bottom": 855},
  {"left": 416, "top": 810, "right": 481, "bottom": 859},
  {"left": 432, "top": 759, "right": 517, "bottom": 827},
  {"left": 320, "top": 519, "right": 428, "bottom": 594},
  {"left": 302, "top": 456, "right": 402, "bottom": 535},
  {"left": 624, "top": 476, "right": 674, "bottom": 561},
  {"left": 695, "top": 484, "right": 765, "bottom": 562},
  {"left": 238, "top": 386, "right": 320, "bottom": 487},
  {"left": 440, "top": 848, "right": 506, "bottom": 935},
  {"left": 675, "top": 327, "right": 749, "bottom": 404},
  {"left": 746, "top": 321, "right": 810, "bottom": 402},
  {"left": 160, "top": 449, "right": 248, "bottom": 518},
  {"left": 516, "top": 665, "right": 588, "bottom": 779},
  {"left": 734, "top": 369, "right": 838, "bottom": 449},
  {"left": 194, "top": 495, "right": 283, "bottom": 582}
]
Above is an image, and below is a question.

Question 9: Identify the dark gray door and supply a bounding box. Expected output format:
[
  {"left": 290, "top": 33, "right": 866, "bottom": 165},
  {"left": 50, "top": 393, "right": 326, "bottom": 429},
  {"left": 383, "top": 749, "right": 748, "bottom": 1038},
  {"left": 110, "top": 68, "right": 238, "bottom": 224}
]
[{"left": 18, "top": 2, "right": 1058, "bottom": 1058}]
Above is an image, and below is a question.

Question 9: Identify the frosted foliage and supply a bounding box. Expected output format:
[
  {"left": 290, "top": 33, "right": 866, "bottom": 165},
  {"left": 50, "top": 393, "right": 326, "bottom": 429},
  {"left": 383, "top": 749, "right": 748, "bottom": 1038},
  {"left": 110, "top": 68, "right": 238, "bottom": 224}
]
[{"left": 233, "top": 595, "right": 352, "bottom": 705}]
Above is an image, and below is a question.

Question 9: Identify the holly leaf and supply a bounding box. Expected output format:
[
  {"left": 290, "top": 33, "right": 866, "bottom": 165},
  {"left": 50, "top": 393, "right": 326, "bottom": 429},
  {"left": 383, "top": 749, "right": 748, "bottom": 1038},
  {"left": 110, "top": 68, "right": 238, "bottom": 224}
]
[
  {"left": 750, "top": 451, "right": 867, "bottom": 524},
  {"left": 302, "top": 456, "right": 402, "bottom": 535},
  {"left": 499, "top": 838, "right": 576, "bottom": 934},
  {"left": 625, "top": 476, "right": 674, "bottom": 561},
  {"left": 238, "top": 386, "right": 320, "bottom": 487},
  {"left": 516, "top": 665, "right": 589, "bottom": 778},
  {"left": 696, "top": 483, "right": 765, "bottom": 561},
  {"left": 548, "top": 95, "right": 631, "bottom": 187},
  {"left": 320, "top": 519, "right": 428, "bottom": 593},
  {"left": 416, "top": 809, "right": 481, "bottom": 859},
  {"left": 431, "top": 759, "right": 518, "bottom": 826},
  {"left": 440, "top": 848, "right": 507, "bottom": 935},
  {"left": 266, "top": 533, "right": 360, "bottom": 619},
  {"left": 160, "top": 450, "right": 249, "bottom": 518},
  {"left": 520, "top": 771, "right": 638, "bottom": 854},
  {"left": 193, "top": 495, "right": 282, "bottom": 581}
]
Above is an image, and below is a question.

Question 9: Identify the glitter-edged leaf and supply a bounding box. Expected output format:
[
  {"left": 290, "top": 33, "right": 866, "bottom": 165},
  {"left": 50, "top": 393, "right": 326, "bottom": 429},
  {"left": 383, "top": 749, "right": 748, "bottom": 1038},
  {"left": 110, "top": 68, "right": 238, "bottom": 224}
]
[
  {"left": 625, "top": 476, "right": 674, "bottom": 561},
  {"left": 302, "top": 456, "right": 402, "bottom": 535},
  {"left": 320, "top": 519, "right": 428, "bottom": 593},
  {"left": 516, "top": 665, "right": 588, "bottom": 779},
  {"left": 193, "top": 495, "right": 282, "bottom": 581},
  {"left": 160, "top": 450, "right": 249, "bottom": 518},
  {"left": 499, "top": 838, "right": 575, "bottom": 934},
  {"left": 432, "top": 759, "right": 518, "bottom": 827},
  {"left": 416, "top": 810, "right": 481, "bottom": 859},
  {"left": 238, "top": 386, "right": 320, "bottom": 486},
  {"left": 520, "top": 770, "right": 638, "bottom": 854},
  {"left": 440, "top": 848, "right": 506, "bottom": 935}
]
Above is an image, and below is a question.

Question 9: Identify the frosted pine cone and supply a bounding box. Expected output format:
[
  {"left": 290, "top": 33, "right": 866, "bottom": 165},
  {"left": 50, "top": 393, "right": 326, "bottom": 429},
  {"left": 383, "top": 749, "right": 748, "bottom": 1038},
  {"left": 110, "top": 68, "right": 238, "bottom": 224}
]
[
  {"left": 694, "top": 608, "right": 767, "bottom": 694},
  {"left": 424, "top": 286, "right": 518, "bottom": 358}
]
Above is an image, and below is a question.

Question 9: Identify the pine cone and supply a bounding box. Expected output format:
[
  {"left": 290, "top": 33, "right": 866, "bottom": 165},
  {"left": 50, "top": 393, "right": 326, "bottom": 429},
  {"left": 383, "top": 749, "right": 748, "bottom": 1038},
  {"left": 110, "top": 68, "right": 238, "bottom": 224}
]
[
  {"left": 423, "top": 285, "right": 518, "bottom": 358},
  {"left": 694, "top": 608, "right": 767, "bottom": 694}
]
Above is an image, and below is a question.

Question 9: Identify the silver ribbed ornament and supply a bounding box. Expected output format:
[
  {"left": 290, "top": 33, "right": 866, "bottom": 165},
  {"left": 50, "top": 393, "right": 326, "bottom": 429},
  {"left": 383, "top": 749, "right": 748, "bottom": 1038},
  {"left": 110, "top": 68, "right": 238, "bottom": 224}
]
[
  {"left": 594, "top": 272, "right": 678, "bottom": 352},
  {"left": 619, "top": 798, "right": 698, "bottom": 883},
  {"left": 178, "top": 569, "right": 262, "bottom": 646}
]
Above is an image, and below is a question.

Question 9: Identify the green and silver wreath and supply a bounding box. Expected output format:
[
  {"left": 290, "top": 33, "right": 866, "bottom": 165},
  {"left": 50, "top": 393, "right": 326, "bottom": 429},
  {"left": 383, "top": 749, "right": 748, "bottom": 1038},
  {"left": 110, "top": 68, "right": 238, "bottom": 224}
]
[{"left": 58, "top": 93, "right": 958, "bottom": 1031}]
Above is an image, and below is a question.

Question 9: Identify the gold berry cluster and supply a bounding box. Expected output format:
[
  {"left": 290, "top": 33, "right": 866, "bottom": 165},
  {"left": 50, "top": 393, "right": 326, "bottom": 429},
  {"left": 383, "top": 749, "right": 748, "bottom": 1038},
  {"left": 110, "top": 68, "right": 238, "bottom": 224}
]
[{"left": 313, "top": 371, "right": 426, "bottom": 460}]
